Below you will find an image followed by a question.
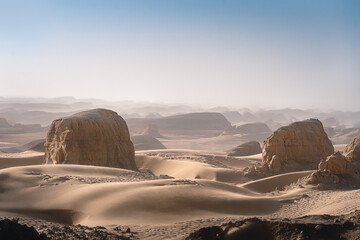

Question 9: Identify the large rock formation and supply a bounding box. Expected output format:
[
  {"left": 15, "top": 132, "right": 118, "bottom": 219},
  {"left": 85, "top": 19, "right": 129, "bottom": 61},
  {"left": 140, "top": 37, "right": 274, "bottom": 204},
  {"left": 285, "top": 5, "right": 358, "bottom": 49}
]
[
  {"left": 262, "top": 119, "right": 334, "bottom": 172},
  {"left": 44, "top": 109, "right": 137, "bottom": 170},
  {"left": 227, "top": 141, "right": 262, "bottom": 157},
  {"left": 343, "top": 135, "right": 360, "bottom": 162}
]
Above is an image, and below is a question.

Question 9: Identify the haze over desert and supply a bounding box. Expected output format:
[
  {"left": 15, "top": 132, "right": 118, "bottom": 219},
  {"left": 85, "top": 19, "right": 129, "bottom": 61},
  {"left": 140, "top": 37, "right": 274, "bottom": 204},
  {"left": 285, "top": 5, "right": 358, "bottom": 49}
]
[{"left": 1, "top": 0, "right": 360, "bottom": 239}]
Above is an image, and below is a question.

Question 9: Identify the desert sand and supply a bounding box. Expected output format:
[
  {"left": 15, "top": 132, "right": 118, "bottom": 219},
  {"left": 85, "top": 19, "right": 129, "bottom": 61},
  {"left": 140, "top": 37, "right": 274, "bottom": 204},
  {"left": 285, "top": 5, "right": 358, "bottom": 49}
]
[
  {"left": 1, "top": 148, "right": 360, "bottom": 239},
  {"left": 1, "top": 103, "right": 360, "bottom": 239}
]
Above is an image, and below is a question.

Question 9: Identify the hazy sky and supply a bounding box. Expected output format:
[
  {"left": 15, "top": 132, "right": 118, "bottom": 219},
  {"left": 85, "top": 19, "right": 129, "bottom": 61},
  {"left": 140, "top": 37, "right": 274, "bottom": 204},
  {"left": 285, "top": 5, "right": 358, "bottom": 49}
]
[{"left": 1, "top": 0, "right": 359, "bottom": 110}]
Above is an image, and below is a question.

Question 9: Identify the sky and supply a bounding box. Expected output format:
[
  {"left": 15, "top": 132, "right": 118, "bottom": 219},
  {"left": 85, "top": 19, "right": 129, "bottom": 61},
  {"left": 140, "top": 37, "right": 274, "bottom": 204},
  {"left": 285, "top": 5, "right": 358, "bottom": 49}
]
[{"left": 0, "top": 0, "right": 359, "bottom": 110}]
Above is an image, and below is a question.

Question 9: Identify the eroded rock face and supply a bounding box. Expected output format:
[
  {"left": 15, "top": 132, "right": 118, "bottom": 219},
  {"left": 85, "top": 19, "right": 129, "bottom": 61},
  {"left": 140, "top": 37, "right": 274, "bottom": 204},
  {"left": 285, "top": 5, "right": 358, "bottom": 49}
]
[
  {"left": 319, "top": 152, "right": 352, "bottom": 175},
  {"left": 344, "top": 135, "right": 360, "bottom": 162},
  {"left": 262, "top": 119, "right": 334, "bottom": 172},
  {"left": 228, "top": 141, "right": 261, "bottom": 157},
  {"left": 44, "top": 109, "right": 137, "bottom": 170}
]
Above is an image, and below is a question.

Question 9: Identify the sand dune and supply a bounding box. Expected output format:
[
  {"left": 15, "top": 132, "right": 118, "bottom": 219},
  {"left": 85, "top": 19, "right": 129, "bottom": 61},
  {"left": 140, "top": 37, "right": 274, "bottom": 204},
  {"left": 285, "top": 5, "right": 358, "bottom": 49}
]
[
  {"left": 0, "top": 165, "right": 282, "bottom": 226},
  {"left": 0, "top": 150, "right": 44, "bottom": 170},
  {"left": 241, "top": 170, "right": 314, "bottom": 193}
]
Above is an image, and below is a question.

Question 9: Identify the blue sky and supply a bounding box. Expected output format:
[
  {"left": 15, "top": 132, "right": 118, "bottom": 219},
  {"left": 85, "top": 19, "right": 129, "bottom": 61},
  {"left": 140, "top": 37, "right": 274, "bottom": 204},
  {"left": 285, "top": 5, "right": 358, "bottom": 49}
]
[{"left": 1, "top": 0, "right": 359, "bottom": 110}]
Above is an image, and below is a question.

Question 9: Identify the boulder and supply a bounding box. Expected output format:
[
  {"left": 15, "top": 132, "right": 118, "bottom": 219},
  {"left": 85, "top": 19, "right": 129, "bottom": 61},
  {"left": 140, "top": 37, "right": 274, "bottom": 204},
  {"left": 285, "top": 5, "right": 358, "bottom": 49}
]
[
  {"left": 44, "top": 109, "right": 137, "bottom": 170},
  {"left": 343, "top": 135, "right": 360, "bottom": 162},
  {"left": 227, "top": 141, "right": 261, "bottom": 156},
  {"left": 318, "top": 151, "right": 352, "bottom": 175},
  {"left": 262, "top": 119, "right": 334, "bottom": 172}
]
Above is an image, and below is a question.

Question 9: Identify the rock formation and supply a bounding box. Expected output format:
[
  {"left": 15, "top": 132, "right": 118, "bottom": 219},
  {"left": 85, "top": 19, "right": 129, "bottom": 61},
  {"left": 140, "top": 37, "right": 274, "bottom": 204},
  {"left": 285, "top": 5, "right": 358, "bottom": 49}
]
[
  {"left": 316, "top": 136, "right": 360, "bottom": 177},
  {"left": 131, "top": 135, "right": 167, "bottom": 151},
  {"left": 0, "top": 118, "right": 11, "bottom": 128},
  {"left": 227, "top": 141, "right": 262, "bottom": 157},
  {"left": 44, "top": 109, "right": 137, "bottom": 170},
  {"left": 142, "top": 124, "right": 164, "bottom": 138},
  {"left": 127, "top": 112, "right": 231, "bottom": 137},
  {"left": 343, "top": 135, "right": 360, "bottom": 162},
  {"left": 262, "top": 119, "right": 334, "bottom": 172},
  {"left": 318, "top": 152, "right": 353, "bottom": 175},
  {"left": 222, "top": 122, "right": 271, "bottom": 135},
  {"left": 0, "top": 219, "right": 48, "bottom": 240}
]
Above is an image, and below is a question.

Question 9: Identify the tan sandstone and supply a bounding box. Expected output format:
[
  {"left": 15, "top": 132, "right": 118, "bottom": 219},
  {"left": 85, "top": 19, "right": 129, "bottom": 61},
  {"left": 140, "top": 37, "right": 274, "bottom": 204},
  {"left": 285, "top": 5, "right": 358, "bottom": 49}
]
[
  {"left": 262, "top": 119, "right": 334, "bottom": 172},
  {"left": 318, "top": 151, "right": 353, "bottom": 175},
  {"left": 44, "top": 109, "right": 137, "bottom": 170},
  {"left": 344, "top": 135, "right": 360, "bottom": 162}
]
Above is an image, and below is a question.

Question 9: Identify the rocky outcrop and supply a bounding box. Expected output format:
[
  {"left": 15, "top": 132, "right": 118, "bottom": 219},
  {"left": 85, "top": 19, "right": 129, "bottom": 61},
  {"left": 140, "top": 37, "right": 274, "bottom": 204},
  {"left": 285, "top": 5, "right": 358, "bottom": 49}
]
[
  {"left": 344, "top": 135, "right": 360, "bottom": 162},
  {"left": 227, "top": 141, "right": 261, "bottom": 156},
  {"left": 0, "top": 219, "right": 48, "bottom": 240},
  {"left": 262, "top": 119, "right": 334, "bottom": 172},
  {"left": 187, "top": 211, "right": 360, "bottom": 240},
  {"left": 44, "top": 109, "right": 137, "bottom": 170},
  {"left": 318, "top": 152, "right": 353, "bottom": 175},
  {"left": 314, "top": 136, "right": 360, "bottom": 178}
]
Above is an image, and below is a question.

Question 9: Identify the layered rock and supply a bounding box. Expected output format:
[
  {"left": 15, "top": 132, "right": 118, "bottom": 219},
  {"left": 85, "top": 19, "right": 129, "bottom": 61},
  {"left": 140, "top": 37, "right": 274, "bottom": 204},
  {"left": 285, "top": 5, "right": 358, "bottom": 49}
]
[
  {"left": 44, "top": 109, "right": 137, "bottom": 170},
  {"left": 227, "top": 141, "right": 261, "bottom": 157},
  {"left": 343, "top": 135, "right": 360, "bottom": 162},
  {"left": 262, "top": 119, "right": 334, "bottom": 172}
]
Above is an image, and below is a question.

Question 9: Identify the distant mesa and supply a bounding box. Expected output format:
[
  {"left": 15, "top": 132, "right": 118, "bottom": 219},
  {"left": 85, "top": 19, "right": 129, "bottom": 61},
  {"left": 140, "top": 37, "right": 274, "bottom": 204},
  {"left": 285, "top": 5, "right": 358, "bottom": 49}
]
[
  {"left": 227, "top": 141, "right": 262, "bottom": 157},
  {"left": 160, "top": 112, "right": 231, "bottom": 130},
  {"left": 0, "top": 118, "right": 11, "bottom": 128},
  {"left": 29, "top": 140, "right": 46, "bottom": 152},
  {"left": 221, "top": 122, "right": 271, "bottom": 135},
  {"left": 127, "top": 112, "right": 231, "bottom": 136},
  {"left": 131, "top": 134, "right": 167, "bottom": 151},
  {"left": 1, "top": 139, "right": 45, "bottom": 153},
  {"left": 44, "top": 108, "right": 137, "bottom": 170},
  {"left": 221, "top": 111, "right": 243, "bottom": 124},
  {"left": 145, "top": 112, "right": 162, "bottom": 118},
  {"left": 262, "top": 119, "right": 334, "bottom": 173},
  {"left": 329, "top": 127, "right": 360, "bottom": 145},
  {"left": 142, "top": 124, "right": 164, "bottom": 138}
]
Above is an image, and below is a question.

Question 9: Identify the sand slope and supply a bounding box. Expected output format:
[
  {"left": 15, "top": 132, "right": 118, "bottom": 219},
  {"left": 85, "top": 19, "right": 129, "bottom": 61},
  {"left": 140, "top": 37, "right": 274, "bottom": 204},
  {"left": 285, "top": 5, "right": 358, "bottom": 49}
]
[
  {"left": 0, "top": 164, "right": 314, "bottom": 226},
  {"left": 0, "top": 150, "right": 44, "bottom": 170}
]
